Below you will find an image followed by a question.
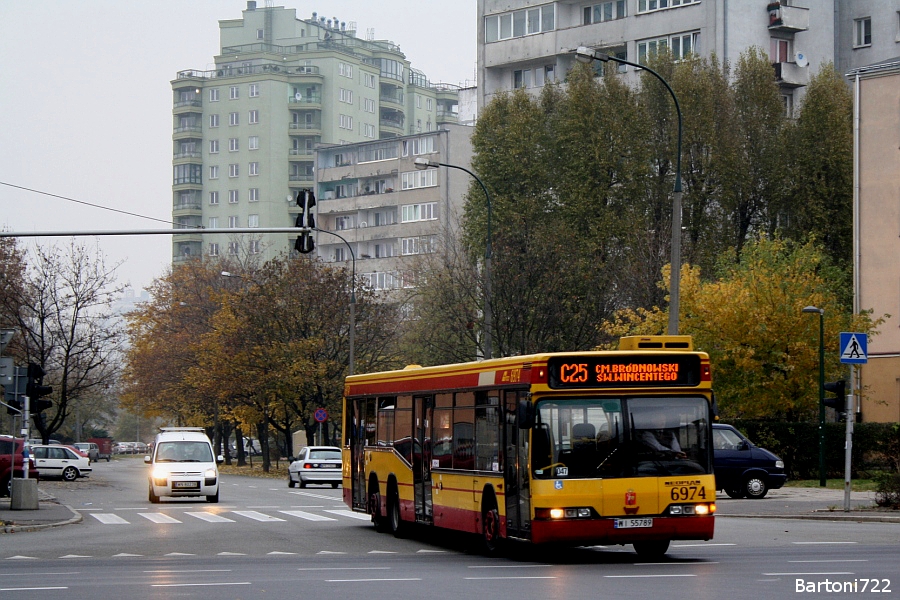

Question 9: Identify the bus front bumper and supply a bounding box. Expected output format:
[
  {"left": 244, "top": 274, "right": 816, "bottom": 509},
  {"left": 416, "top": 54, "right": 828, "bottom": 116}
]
[{"left": 530, "top": 515, "right": 715, "bottom": 545}]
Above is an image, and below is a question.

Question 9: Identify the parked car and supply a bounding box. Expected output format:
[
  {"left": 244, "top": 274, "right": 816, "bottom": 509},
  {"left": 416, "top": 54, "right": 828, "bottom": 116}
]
[
  {"left": 288, "top": 446, "right": 342, "bottom": 489},
  {"left": 712, "top": 423, "right": 786, "bottom": 499},
  {"left": 73, "top": 442, "right": 100, "bottom": 462},
  {"left": 145, "top": 427, "right": 223, "bottom": 503},
  {"left": 65, "top": 444, "right": 90, "bottom": 460},
  {"left": 31, "top": 444, "right": 92, "bottom": 481},
  {"left": 0, "top": 436, "right": 39, "bottom": 496}
]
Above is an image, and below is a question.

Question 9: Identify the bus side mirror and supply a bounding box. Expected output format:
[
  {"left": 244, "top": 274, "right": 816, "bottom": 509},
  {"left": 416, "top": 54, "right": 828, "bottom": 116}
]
[{"left": 518, "top": 400, "right": 535, "bottom": 429}]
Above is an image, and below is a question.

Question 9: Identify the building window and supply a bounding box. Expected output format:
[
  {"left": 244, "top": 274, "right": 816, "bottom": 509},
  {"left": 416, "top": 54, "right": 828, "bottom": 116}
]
[
  {"left": 364, "top": 98, "right": 376, "bottom": 113},
  {"left": 416, "top": 94, "right": 422, "bottom": 109},
  {"left": 229, "top": 164, "right": 239, "bottom": 178},
  {"left": 670, "top": 32, "right": 700, "bottom": 60},
  {"left": 364, "top": 72, "right": 376, "bottom": 88},
  {"left": 249, "top": 83, "right": 259, "bottom": 97},
  {"left": 229, "top": 112, "right": 239, "bottom": 126},
  {"left": 339, "top": 114, "right": 353, "bottom": 130},
  {"left": 339, "top": 62, "right": 353, "bottom": 78},
  {"left": 249, "top": 240, "right": 260, "bottom": 254},
  {"left": 208, "top": 243, "right": 219, "bottom": 257},
  {"left": 638, "top": 0, "right": 698, "bottom": 14},
  {"left": 229, "top": 189, "right": 239, "bottom": 203},
  {"left": 770, "top": 38, "right": 791, "bottom": 63},
  {"left": 249, "top": 188, "right": 259, "bottom": 202},
  {"left": 401, "top": 202, "right": 438, "bottom": 222},
  {"left": 208, "top": 216, "right": 218, "bottom": 229},
  {"left": 230, "top": 86, "right": 239, "bottom": 99},
  {"left": 363, "top": 272, "right": 396, "bottom": 290},
  {"left": 209, "top": 191, "right": 219, "bottom": 205},
  {"left": 426, "top": 98, "right": 433, "bottom": 111},
  {"left": 335, "top": 216, "right": 353, "bottom": 230},
  {"left": 854, "top": 17, "right": 872, "bottom": 47},
  {"left": 229, "top": 138, "right": 239, "bottom": 152},
  {"left": 485, "top": 3, "right": 554, "bottom": 43},
  {"left": 249, "top": 135, "right": 259, "bottom": 150},
  {"left": 584, "top": 1, "right": 626, "bottom": 24},
  {"left": 228, "top": 215, "right": 239, "bottom": 228},
  {"left": 209, "top": 88, "right": 219, "bottom": 102},
  {"left": 513, "top": 69, "right": 532, "bottom": 89},
  {"left": 210, "top": 114, "right": 219, "bottom": 127},
  {"left": 340, "top": 88, "right": 353, "bottom": 104},
  {"left": 228, "top": 242, "right": 239, "bottom": 256},
  {"left": 248, "top": 214, "right": 259, "bottom": 228},
  {"left": 402, "top": 136, "right": 436, "bottom": 156},
  {"left": 209, "top": 139, "right": 219, "bottom": 154},
  {"left": 256, "top": 28, "right": 264, "bottom": 40},
  {"left": 400, "top": 169, "right": 437, "bottom": 190},
  {"left": 209, "top": 165, "right": 219, "bottom": 180},
  {"left": 782, "top": 93, "right": 794, "bottom": 119},
  {"left": 334, "top": 247, "right": 346, "bottom": 261},
  {"left": 249, "top": 162, "right": 259, "bottom": 176},
  {"left": 363, "top": 123, "right": 376, "bottom": 138},
  {"left": 249, "top": 110, "right": 259, "bottom": 124}
]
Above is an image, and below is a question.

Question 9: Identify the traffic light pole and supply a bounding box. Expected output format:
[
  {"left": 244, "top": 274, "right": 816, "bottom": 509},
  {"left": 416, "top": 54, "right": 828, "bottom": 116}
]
[
  {"left": 843, "top": 366, "right": 856, "bottom": 512},
  {"left": 21, "top": 395, "right": 30, "bottom": 480}
]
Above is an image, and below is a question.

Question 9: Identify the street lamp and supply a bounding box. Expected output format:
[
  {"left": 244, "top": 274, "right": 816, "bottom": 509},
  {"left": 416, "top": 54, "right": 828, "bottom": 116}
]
[
  {"left": 802, "top": 305, "right": 827, "bottom": 487},
  {"left": 574, "top": 46, "right": 684, "bottom": 335},
  {"left": 415, "top": 157, "right": 493, "bottom": 359},
  {"left": 315, "top": 230, "right": 357, "bottom": 375}
]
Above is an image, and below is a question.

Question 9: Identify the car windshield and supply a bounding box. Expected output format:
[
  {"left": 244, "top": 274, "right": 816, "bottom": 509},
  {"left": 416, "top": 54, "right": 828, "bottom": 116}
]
[
  {"left": 155, "top": 441, "right": 213, "bottom": 462},
  {"left": 532, "top": 396, "right": 711, "bottom": 479},
  {"left": 308, "top": 450, "right": 341, "bottom": 461}
]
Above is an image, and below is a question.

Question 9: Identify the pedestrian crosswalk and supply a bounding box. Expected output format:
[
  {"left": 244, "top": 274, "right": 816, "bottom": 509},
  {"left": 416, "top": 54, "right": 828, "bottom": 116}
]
[{"left": 86, "top": 506, "right": 368, "bottom": 526}]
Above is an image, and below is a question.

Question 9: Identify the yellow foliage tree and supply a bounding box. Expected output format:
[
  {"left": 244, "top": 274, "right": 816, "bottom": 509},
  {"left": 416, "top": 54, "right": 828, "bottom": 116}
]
[{"left": 601, "top": 237, "right": 884, "bottom": 420}]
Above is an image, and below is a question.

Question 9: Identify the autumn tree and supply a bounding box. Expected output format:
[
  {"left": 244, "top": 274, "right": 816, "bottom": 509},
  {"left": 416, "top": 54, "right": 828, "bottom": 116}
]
[
  {"left": 600, "top": 237, "right": 882, "bottom": 420},
  {"left": 2, "top": 240, "right": 124, "bottom": 442}
]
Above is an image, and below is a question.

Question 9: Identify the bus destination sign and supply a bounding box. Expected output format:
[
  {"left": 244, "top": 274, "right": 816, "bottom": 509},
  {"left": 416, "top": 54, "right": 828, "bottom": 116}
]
[{"left": 547, "top": 355, "right": 702, "bottom": 388}]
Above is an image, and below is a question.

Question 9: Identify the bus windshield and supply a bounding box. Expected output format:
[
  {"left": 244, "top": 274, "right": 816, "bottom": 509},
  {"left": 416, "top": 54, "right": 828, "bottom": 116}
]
[{"left": 532, "top": 396, "right": 710, "bottom": 479}]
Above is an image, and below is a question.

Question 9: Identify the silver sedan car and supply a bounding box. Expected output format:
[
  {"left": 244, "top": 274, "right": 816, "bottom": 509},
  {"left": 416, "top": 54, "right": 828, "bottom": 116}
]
[{"left": 288, "top": 446, "right": 342, "bottom": 488}]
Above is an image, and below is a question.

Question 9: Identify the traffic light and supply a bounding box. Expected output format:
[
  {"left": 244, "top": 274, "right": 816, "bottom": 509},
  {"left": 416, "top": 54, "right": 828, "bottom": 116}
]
[
  {"left": 294, "top": 188, "right": 316, "bottom": 254},
  {"left": 25, "top": 362, "right": 53, "bottom": 413},
  {"left": 823, "top": 380, "right": 846, "bottom": 417}
]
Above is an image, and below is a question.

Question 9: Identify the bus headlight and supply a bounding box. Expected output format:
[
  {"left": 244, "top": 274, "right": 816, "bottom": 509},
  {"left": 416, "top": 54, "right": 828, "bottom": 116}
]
[
  {"left": 668, "top": 503, "right": 715, "bottom": 516},
  {"left": 536, "top": 507, "right": 595, "bottom": 520}
]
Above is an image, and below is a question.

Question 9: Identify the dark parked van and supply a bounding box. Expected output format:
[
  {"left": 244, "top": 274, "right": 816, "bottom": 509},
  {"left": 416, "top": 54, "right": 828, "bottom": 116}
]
[{"left": 712, "top": 423, "right": 787, "bottom": 499}]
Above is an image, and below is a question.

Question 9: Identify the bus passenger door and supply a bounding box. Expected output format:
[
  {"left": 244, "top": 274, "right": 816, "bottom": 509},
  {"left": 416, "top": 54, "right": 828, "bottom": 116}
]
[
  {"left": 348, "top": 399, "right": 365, "bottom": 510},
  {"left": 504, "top": 391, "right": 531, "bottom": 539},
  {"left": 413, "top": 395, "right": 433, "bottom": 523}
]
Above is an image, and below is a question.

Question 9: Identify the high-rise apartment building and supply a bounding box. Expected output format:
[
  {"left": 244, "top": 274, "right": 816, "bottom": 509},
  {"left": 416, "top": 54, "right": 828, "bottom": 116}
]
[
  {"left": 171, "top": 3, "right": 461, "bottom": 264},
  {"left": 477, "top": 1, "right": 898, "bottom": 117},
  {"left": 314, "top": 125, "right": 473, "bottom": 293}
]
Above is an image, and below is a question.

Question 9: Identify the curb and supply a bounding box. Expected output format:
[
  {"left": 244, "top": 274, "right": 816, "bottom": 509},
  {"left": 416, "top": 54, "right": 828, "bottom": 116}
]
[
  {"left": 0, "top": 505, "right": 83, "bottom": 534},
  {"left": 719, "top": 513, "right": 900, "bottom": 523}
]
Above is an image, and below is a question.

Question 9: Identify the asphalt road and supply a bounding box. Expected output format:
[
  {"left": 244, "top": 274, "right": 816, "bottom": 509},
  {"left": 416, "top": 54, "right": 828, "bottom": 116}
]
[{"left": 1, "top": 458, "right": 897, "bottom": 599}]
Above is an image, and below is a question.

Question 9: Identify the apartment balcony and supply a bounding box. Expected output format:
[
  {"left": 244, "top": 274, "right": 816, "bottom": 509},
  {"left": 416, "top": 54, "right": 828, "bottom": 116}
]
[
  {"left": 289, "top": 94, "right": 322, "bottom": 110},
  {"left": 289, "top": 148, "right": 315, "bottom": 158},
  {"left": 173, "top": 200, "right": 202, "bottom": 214},
  {"left": 436, "top": 108, "right": 458, "bottom": 124},
  {"left": 767, "top": 3, "right": 809, "bottom": 33},
  {"left": 289, "top": 122, "right": 322, "bottom": 136},
  {"left": 379, "top": 93, "right": 404, "bottom": 107},
  {"left": 380, "top": 118, "right": 405, "bottom": 136},
  {"left": 289, "top": 174, "right": 315, "bottom": 183},
  {"left": 173, "top": 125, "right": 202, "bottom": 140},
  {"left": 173, "top": 99, "right": 202, "bottom": 115},
  {"left": 173, "top": 150, "right": 202, "bottom": 160},
  {"left": 773, "top": 61, "right": 808, "bottom": 88}
]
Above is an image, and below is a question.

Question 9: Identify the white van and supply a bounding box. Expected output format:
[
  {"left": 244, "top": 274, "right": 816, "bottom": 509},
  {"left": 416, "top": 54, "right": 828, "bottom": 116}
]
[{"left": 145, "top": 427, "right": 223, "bottom": 503}]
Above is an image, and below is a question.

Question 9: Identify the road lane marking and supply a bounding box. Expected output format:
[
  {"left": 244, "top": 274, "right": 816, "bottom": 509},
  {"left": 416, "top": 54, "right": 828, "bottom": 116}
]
[
  {"left": 0, "top": 587, "right": 68, "bottom": 591},
  {"left": 468, "top": 565, "right": 552, "bottom": 568},
  {"left": 91, "top": 513, "right": 130, "bottom": 524},
  {"left": 791, "top": 541, "right": 858, "bottom": 545},
  {"left": 185, "top": 512, "right": 235, "bottom": 523},
  {"left": 231, "top": 510, "right": 286, "bottom": 522},
  {"left": 323, "top": 509, "right": 373, "bottom": 520},
  {"left": 465, "top": 576, "right": 557, "bottom": 580},
  {"left": 151, "top": 582, "right": 250, "bottom": 587},
  {"left": 279, "top": 510, "right": 336, "bottom": 522},
  {"left": 139, "top": 512, "right": 182, "bottom": 524},
  {"left": 763, "top": 572, "right": 855, "bottom": 576},
  {"left": 326, "top": 578, "right": 421, "bottom": 582},
  {"left": 605, "top": 574, "right": 697, "bottom": 578}
]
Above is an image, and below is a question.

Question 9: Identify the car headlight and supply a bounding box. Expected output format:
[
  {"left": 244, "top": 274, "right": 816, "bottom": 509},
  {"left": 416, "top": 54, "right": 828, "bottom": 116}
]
[
  {"left": 205, "top": 468, "right": 217, "bottom": 479},
  {"left": 151, "top": 467, "right": 169, "bottom": 480},
  {"left": 775, "top": 460, "right": 784, "bottom": 469}
]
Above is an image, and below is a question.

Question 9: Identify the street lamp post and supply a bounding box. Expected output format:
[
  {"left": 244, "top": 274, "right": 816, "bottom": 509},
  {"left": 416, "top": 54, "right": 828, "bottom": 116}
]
[
  {"left": 802, "top": 305, "right": 827, "bottom": 487},
  {"left": 313, "top": 230, "right": 357, "bottom": 375},
  {"left": 415, "top": 157, "right": 493, "bottom": 360},
  {"left": 574, "top": 47, "right": 684, "bottom": 335}
]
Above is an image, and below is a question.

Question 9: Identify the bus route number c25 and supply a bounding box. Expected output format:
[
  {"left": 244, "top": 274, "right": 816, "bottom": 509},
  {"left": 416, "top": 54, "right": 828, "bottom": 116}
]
[{"left": 558, "top": 363, "right": 589, "bottom": 384}]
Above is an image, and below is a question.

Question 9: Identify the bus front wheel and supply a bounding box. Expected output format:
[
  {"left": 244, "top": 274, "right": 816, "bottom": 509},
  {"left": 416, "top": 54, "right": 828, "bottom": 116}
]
[
  {"left": 481, "top": 502, "right": 503, "bottom": 556},
  {"left": 633, "top": 540, "right": 670, "bottom": 558}
]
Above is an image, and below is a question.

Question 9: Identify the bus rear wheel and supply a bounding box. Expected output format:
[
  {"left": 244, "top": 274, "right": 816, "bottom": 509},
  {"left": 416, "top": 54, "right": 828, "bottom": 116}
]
[
  {"left": 370, "top": 490, "right": 389, "bottom": 533},
  {"left": 633, "top": 540, "right": 670, "bottom": 558},
  {"left": 388, "top": 487, "right": 407, "bottom": 538}
]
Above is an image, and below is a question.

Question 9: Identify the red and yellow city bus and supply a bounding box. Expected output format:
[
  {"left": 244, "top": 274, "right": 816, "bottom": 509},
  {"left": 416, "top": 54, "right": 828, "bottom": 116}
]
[{"left": 342, "top": 335, "right": 716, "bottom": 557}]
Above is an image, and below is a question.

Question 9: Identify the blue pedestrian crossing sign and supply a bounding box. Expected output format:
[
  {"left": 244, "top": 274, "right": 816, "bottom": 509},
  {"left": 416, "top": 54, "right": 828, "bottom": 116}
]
[{"left": 839, "top": 332, "right": 867, "bottom": 364}]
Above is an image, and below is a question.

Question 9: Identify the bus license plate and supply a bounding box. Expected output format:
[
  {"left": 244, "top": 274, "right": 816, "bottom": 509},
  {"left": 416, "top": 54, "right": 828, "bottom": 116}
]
[{"left": 614, "top": 518, "right": 653, "bottom": 529}]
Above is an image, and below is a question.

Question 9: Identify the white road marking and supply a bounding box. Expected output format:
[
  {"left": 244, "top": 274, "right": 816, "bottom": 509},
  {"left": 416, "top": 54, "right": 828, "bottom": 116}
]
[
  {"left": 279, "top": 510, "right": 336, "bottom": 521},
  {"left": 323, "top": 509, "right": 372, "bottom": 520},
  {"left": 231, "top": 510, "right": 286, "bottom": 522},
  {"left": 90, "top": 513, "right": 130, "bottom": 524},
  {"left": 139, "top": 512, "right": 182, "bottom": 524},
  {"left": 185, "top": 512, "right": 235, "bottom": 523}
]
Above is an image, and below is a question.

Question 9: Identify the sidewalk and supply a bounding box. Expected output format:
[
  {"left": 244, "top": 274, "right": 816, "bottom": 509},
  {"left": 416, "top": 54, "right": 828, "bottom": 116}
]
[
  {"left": 1, "top": 485, "right": 897, "bottom": 534},
  {"left": 0, "top": 487, "right": 82, "bottom": 533}
]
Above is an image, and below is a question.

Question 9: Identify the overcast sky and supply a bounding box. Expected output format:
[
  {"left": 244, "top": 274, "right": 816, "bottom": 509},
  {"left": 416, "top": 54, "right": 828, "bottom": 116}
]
[{"left": 0, "top": 1, "right": 477, "bottom": 293}]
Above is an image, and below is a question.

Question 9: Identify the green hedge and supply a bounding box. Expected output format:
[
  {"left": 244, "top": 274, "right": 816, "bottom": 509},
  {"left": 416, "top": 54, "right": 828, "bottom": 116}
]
[{"left": 723, "top": 421, "right": 900, "bottom": 480}]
